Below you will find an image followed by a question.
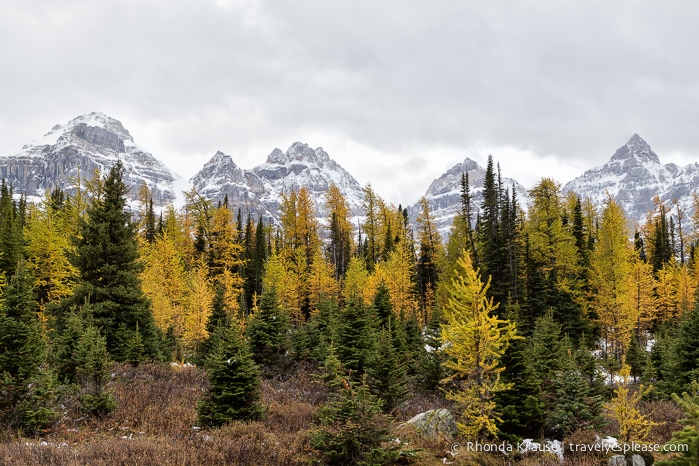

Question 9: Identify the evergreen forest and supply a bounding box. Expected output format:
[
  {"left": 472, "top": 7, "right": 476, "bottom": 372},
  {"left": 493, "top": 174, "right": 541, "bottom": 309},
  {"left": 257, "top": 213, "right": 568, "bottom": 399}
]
[{"left": 2, "top": 158, "right": 699, "bottom": 465}]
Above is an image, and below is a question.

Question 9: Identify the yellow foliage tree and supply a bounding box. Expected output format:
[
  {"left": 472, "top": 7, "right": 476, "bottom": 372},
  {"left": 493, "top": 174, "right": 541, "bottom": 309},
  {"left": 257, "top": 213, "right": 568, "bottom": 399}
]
[
  {"left": 590, "top": 198, "right": 635, "bottom": 358},
  {"left": 325, "top": 184, "right": 353, "bottom": 279},
  {"left": 626, "top": 258, "right": 656, "bottom": 342},
  {"left": 606, "top": 365, "right": 658, "bottom": 443},
  {"left": 207, "top": 205, "right": 244, "bottom": 314},
  {"left": 183, "top": 260, "right": 214, "bottom": 356},
  {"left": 373, "top": 241, "right": 420, "bottom": 321},
  {"left": 279, "top": 187, "right": 321, "bottom": 267},
  {"left": 526, "top": 178, "right": 580, "bottom": 279},
  {"left": 440, "top": 250, "right": 520, "bottom": 440},
  {"left": 676, "top": 262, "right": 696, "bottom": 316},
  {"left": 342, "top": 256, "right": 371, "bottom": 306},
  {"left": 24, "top": 201, "right": 79, "bottom": 307},
  {"left": 308, "top": 250, "right": 340, "bottom": 314},
  {"left": 262, "top": 252, "right": 303, "bottom": 323},
  {"left": 140, "top": 233, "right": 188, "bottom": 337},
  {"left": 655, "top": 261, "right": 682, "bottom": 323}
]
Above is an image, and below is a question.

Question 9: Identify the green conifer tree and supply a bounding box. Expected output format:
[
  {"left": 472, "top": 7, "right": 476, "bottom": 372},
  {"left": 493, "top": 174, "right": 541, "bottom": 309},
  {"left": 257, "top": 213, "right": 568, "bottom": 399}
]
[
  {"left": 0, "top": 262, "right": 45, "bottom": 385},
  {"left": 0, "top": 262, "right": 56, "bottom": 433},
  {"left": 337, "top": 300, "right": 377, "bottom": 378},
  {"left": 657, "top": 381, "right": 699, "bottom": 466},
  {"left": 75, "top": 325, "right": 115, "bottom": 417},
  {"left": 294, "top": 296, "right": 340, "bottom": 362},
  {"left": 367, "top": 324, "right": 409, "bottom": 412},
  {"left": 70, "top": 161, "right": 162, "bottom": 362},
  {"left": 197, "top": 323, "right": 263, "bottom": 426},
  {"left": 674, "top": 304, "right": 699, "bottom": 393},
  {"left": 0, "top": 181, "right": 24, "bottom": 278},
  {"left": 246, "top": 287, "right": 290, "bottom": 368},
  {"left": 547, "top": 350, "right": 605, "bottom": 437},
  {"left": 310, "top": 374, "right": 401, "bottom": 465}
]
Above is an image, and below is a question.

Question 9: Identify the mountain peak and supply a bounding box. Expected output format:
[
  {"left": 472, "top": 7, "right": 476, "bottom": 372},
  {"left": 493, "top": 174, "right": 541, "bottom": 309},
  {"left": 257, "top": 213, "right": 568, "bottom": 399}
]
[
  {"left": 610, "top": 134, "right": 659, "bottom": 164},
  {"left": 4, "top": 112, "right": 180, "bottom": 206},
  {"left": 265, "top": 142, "right": 330, "bottom": 165},
  {"left": 30, "top": 112, "right": 132, "bottom": 149}
]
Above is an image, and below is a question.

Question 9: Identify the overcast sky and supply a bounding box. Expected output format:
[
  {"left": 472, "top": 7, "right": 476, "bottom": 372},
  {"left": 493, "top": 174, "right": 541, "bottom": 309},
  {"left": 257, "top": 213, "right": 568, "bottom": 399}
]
[{"left": 2, "top": 0, "right": 699, "bottom": 206}]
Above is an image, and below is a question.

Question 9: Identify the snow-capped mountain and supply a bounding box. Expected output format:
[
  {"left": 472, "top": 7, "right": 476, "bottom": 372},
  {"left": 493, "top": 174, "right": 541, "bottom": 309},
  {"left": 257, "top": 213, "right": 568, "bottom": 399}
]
[
  {"left": 191, "top": 142, "right": 364, "bottom": 223},
  {"left": 7, "top": 113, "right": 699, "bottom": 238},
  {"left": 563, "top": 134, "right": 699, "bottom": 225},
  {"left": 408, "top": 157, "right": 528, "bottom": 237},
  {"left": 190, "top": 151, "right": 273, "bottom": 220},
  {"left": 0, "top": 112, "right": 182, "bottom": 207}
]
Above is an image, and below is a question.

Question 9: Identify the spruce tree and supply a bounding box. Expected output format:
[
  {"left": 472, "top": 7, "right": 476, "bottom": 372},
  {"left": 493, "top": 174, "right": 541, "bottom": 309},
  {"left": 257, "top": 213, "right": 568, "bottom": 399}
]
[
  {"left": 657, "top": 381, "right": 699, "bottom": 466},
  {"left": 246, "top": 287, "right": 290, "bottom": 368},
  {"left": 547, "top": 351, "right": 605, "bottom": 437},
  {"left": 0, "top": 181, "right": 24, "bottom": 278},
  {"left": 477, "top": 156, "right": 507, "bottom": 306},
  {"left": 418, "top": 303, "right": 446, "bottom": 392},
  {"left": 197, "top": 323, "right": 263, "bottom": 426},
  {"left": 337, "top": 299, "right": 377, "bottom": 378},
  {"left": 0, "top": 262, "right": 45, "bottom": 385},
  {"left": 75, "top": 325, "right": 115, "bottom": 417},
  {"left": 373, "top": 283, "right": 393, "bottom": 329},
  {"left": 674, "top": 303, "right": 699, "bottom": 393},
  {"left": 0, "top": 262, "right": 56, "bottom": 433},
  {"left": 310, "top": 374, "right": 401, "bottom": 465},
  {"left": 295, "top": 296, "right": 340, "bottom": 363},
  {"left": 522, "top": 310, "right": 568, "bottom": 436},
  {"left": 367, "top": 325, "right": 409, "bottom": 412},
  {"left": 70, "top": 161, "right": 161, "bottom": 362},
  {"left": 496, "top": 301, "right": 542, "bottom": 438}
]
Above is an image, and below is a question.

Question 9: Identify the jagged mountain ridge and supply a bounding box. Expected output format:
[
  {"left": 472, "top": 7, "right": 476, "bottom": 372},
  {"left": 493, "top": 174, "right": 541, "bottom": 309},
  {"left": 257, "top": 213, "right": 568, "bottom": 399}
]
[
  {"left": 562, "top": 134, "right": 699, "bottom": 225},
  {"left": 407, "top": 158, "right": 529, "bottom": 238},
  {"left": 3, "top": 113, "right": 699, "bottom": 237},
  {"left": 190, "top": 142, "right": 365, "bottom": 223},
  {"left": 0, "top": 112, "right": 182, "bottom": 207},
  {"left": 0, "top": 113, "right": 365, "bottom": 225}
]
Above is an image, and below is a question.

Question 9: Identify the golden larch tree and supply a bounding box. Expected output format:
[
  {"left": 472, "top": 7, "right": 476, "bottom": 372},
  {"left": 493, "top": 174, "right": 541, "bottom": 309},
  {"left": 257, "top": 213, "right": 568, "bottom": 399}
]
[
  {"left": 140, "top": 233, "right": 188, "bottom": 337},
  {"left": 590, "top": 198, "right": 635, "bottom": 358},
  {"left": 342, "top": 256, "right": 371, "bottom": 306},
  {"left": 372, "top": 241, "right": 420, "bottom": 321},
  {"left": 440, "top": 250, "right": 520, "bottom": 440},
  {"left": 183, "top": 260, "right": 214, "bottom": 356},
  {"left": 308, "top": 249, "right": 340, "bottom": 314},
  {"left": 24, "top": 200, "right": 79, "bottom": 307}
]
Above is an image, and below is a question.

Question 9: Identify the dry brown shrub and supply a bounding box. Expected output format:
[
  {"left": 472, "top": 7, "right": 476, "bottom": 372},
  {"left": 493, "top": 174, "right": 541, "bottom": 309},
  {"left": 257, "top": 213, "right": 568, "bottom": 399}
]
[
  {"left": 393, "top": 386, "right": 450, "bottom": 422},
  {"left": 96, "top": 362, "right": 207, "bottom": 437},
  {"left": 563, "top": 428, "right": 607, "bottom": 465},
  {"left": 643, "top": 399, "right": 683, "bottom": 443}
]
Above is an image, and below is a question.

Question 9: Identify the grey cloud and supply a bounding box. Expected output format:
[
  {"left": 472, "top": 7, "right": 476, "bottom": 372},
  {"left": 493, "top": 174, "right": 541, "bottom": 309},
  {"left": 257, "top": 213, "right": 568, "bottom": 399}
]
[{"left": 2, "top": 0, "right": 699, "bottom": 205}]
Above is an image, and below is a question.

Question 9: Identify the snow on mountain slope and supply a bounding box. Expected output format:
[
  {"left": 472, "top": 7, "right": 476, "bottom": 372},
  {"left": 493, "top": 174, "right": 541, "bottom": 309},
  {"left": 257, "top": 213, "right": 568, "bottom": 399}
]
[
  {"left": 191, "top": 142, "right": 364, "bottom": 223},
  {"left": 562, "top": 134, "right": 698, "bottom": 225},
  {"left": 0, "top": 112, "right": 183, "bottom": 207},
  {"left": 190, "top": 151, "right": 273, "bottom": 220},
  {"left": 408, "top": 157, "right": 528, "bottom": 238},
  {"left": 6, "top": 113, "right": 699, "bottom": 239}
]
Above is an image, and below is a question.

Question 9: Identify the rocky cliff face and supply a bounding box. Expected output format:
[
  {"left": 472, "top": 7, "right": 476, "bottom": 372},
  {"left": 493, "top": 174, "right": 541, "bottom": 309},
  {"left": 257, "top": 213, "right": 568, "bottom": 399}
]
[
  {"left": 190, "top": 151, "right": 272, "bottom": 220},
  {"left": 562, "top": 134, "right": 697, "bottom": 225},
  {"left": 6, "top": 113, "right": 699, "bottom": 239},
  {"left": 0, "top": 112, "right": 182, "bottom": 206},
  {"left": 191, "top": 142, "right": 364, "bottom": 223}
]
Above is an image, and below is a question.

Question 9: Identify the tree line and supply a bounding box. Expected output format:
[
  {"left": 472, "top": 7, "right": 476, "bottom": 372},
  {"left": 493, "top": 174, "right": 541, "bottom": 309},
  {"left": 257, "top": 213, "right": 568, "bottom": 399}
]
[{"left": 2, "top": 158, "right": 699, "bottom": 463}]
